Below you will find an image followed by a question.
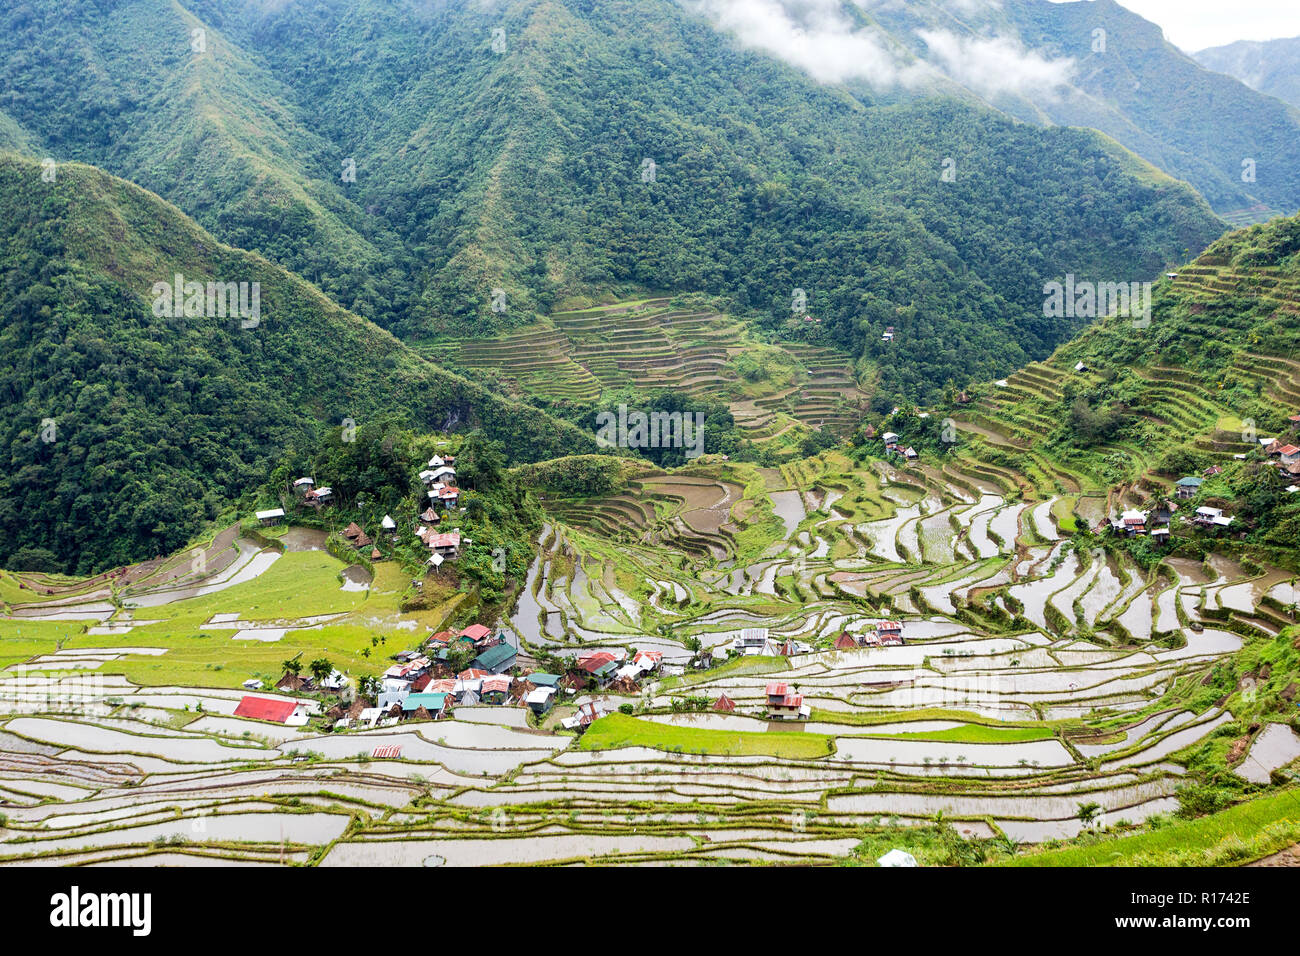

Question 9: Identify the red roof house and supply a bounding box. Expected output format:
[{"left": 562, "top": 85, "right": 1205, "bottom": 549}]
[
  {"left": 713, "top": 693, "right": 736, "bottom": 712},
  {"left": 460, "top": 624, "right": 491, "bottom": 642},
  {"left": 834, "top": 632, "right": 857, "bottom": 651},
  {"left": 234, "top": 696, "right": 303, "bottom": 724}
]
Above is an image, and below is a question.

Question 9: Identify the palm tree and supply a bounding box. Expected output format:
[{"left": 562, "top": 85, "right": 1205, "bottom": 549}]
[
  {"left": 1077, "top": 801, "right": 1102, "bottom": 828},
  {"left": 309, "top": 658, "right": 334, "bottom": 684}
]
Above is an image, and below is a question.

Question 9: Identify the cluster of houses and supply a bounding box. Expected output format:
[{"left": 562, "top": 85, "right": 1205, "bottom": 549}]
[
  {"left": 832, "top": 620, "right": 905, "bottom": 648},
  {"left": 415, "top": 455, "right": 466, "bottom": 567},
  {"left": 567, "top": 649, "right": 667, "bottom": 691},
  {"left": 1261, "top": 437, "right": 1300, "bottom": 487},
  {"left": 294, "top": 476, "right": 334, "bottom": 507},
  {"left": 730, "top": 622, "right": 904, "bottom": 659},
  {"left": 732, "top": 627, "right": 814, "bottom": 657},
  {"left": 1108, "top": 505, "right": 1173, "bottom": 540},
  {"left": 255, "top": 477, "right": 338, "bottom": 526},
  {"left": 228, "top": 626, "right": 679, "bottom": 734},
  {"left": 881, "top": 431, "right": 918, "bottom": 461}
]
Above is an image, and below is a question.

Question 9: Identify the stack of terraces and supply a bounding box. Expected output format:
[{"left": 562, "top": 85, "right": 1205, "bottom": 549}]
[{"left": 428, "top": 299, "right": 867, "bottom": 441}]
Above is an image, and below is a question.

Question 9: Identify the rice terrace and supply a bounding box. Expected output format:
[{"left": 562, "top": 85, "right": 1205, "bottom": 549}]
[{"left": 3, "top": 0, "right": 1300, "bottom": 902}]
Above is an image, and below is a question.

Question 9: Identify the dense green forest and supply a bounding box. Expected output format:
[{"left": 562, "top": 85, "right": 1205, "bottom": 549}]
[
  {"left": 0, "top": 0, "right": 1225, "bottom": 403},
  {"left": 0, "top": 154, "right": 597, "bottom": 574}
]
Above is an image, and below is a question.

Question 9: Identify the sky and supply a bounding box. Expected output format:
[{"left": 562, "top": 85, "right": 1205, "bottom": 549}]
[{"left": 1087, "top": 0, "right": 1299, "bottom": 52}]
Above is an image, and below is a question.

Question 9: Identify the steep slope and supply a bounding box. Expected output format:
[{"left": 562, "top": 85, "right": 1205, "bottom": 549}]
[
  {"left": 172, "top": 0, "right": 1221, "bottom": 403},
  {"left": 0, "top": 153, "right": 598, "bottom": 574},
  {"left": 0, "top": 0, "right": 412, "bottom": 329},
  {"left": 851, "top": 0, "right": 1300, "bottom": 222},
  {"left": 1195, "top": 36, "right": 1300, "bottom": 110},
  {"left": 944, "top": 211, "right": 1300, "bottom": 550}
]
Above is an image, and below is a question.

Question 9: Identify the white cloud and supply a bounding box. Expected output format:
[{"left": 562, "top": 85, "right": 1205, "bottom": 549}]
[
  {"left": 917, "top": 29, "right": 1075, "bottom": 99},
  {"left": 687, "top": 0, "right": 919, "bottom": 86},
  {"left": 688, "top": 0, "right": 1074, "bottom": 98}
]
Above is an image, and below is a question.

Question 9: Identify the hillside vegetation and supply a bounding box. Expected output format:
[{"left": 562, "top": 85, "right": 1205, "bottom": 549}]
[
  {"left": 0, "top": 154, "right": 597, "bottom": 574},
  {"left": 0, "top": 0, "right": 1224, "bottom": 403}
]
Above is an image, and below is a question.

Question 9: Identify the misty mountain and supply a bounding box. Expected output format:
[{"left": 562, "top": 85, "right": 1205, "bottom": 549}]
[{"left": 1194, "top": 35, "right": 1300, "bottom": 110}]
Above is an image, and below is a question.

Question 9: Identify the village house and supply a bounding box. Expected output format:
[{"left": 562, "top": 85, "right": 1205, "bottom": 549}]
[
  {"left": 426, "top": 531, "right": 461, "bottom": 565},
  {"left": 712, "top": 693, "right": 736, "bottom": 712},
  {"left": 470, "top": 640, "right": 517, "bottom": 675},
  {"left": 525, "top": 685, "right": 557, "bottom": 715},
  {"left": 764, "top": 681, "right": 809, "bottom": 721},
  {"left": 292, "top": 476, "right": 315, "bottom": 493},
  {"left": 401, "top": 692, "right": 452, "bottom": 721},
  {"left": 479, "top": 675, "right": 512, "bottom": 705},
  {"left": 1276, "top": 444, "right": 1300, "bottom": 467},
  {"left": 874, "top": 621, "right": 904, "bottom": 645},
  {"left": 1194, "top": 506, "right": 1234, "bottom": 529},
  {"left": 308, "top": 486, "right": 334, "bottom": 505},
  {"left": 1175, "top": 476, "right": 1203, "bottom": 499},
  {"left": 574, "top": 650, "right": 623, "bottom": 687},
  {"left": 561, "top": 698, "right": 614, "bottom": 732},
  {"left": 234, "top": 696, "right": 310, "bottom": 725},
  {"left": 1112, "top": 508, "right": 1148, "bottom": 536},
  {"left": 255, "top": 508, "right": 285, "bottom": 526},
  {"left": 342, "top": 522, "right": 373, "bottom": 549},
  {"left": 275, "top": 671, "right": 315, "bottom": 694},
  {"left": 428, "top": 484, "right": 461, "bottom": 510},
  {"left": 615, "top": 650, "right": 662, "bottom": 683},
  {"left": 834, "top": 631, "right": 857, "bottom": 651},
  {"left": 732, "top": 627, "right": 783, "bottom": 656}
]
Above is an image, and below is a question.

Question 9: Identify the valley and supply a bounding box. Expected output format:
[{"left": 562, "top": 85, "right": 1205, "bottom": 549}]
[
  {"left": 1, "top": 422, "right": 1297, "bottom": 865},
  {"left": 2, "top": 0, "right": 1300, "bottom": 878}
]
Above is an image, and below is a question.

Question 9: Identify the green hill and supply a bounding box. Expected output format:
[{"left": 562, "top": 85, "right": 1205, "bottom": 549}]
[
  {"left": 0, "top": 0, "right": 1224, "bottom": 403},
  {"left": 941, "top": 211, "right": 1300, "bottom": 553},
  {"left": 0, "top": 153, "right": 598, "bottom": 574}
]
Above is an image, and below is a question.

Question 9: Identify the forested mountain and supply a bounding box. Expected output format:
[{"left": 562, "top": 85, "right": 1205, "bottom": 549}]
[
  {"left": 0, "top": 154, "right": 597, "bottom": 574},
  {"left": 0, "top": 0, "right": 1223, "bottom": 403},
  {"left": 1195, "top": 36, "right": 1300, "bottom": 110},
  {"left": 852, "top": 0, "right": 1300, "bottom": 221}
]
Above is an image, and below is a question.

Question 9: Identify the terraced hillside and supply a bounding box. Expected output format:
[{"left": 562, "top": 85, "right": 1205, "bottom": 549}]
[
  {"left": 426, "top": 298, "right": 869, "bottom": 443},
  {"left": 943, "top": 217, "right": 1300, "bottom": 524},
  {"left": 1, "top": 422, "right": 1297, "bottom": 866}
]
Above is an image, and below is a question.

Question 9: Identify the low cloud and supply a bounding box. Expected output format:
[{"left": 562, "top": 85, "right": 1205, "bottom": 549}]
[
  {"left": 917, "top": 29, "right": 1074, "bottom": 98},
  {"left": 687, "top": 0, "right": 920, "bottom": 86},
  {"left": 688, "top": 0, "right": 1074, "bottom": 97}
]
